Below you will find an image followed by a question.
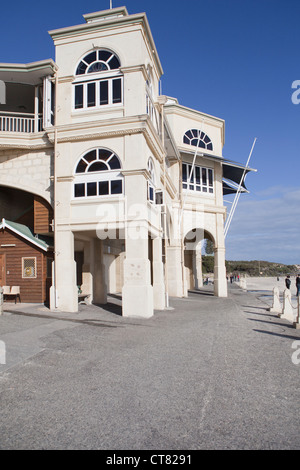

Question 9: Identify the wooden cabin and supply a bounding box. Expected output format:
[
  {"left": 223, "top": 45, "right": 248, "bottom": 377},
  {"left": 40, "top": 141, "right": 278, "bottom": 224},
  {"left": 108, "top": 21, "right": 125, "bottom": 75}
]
[{"left": 0, "top": 219, "right": 53, "bottom": 304}]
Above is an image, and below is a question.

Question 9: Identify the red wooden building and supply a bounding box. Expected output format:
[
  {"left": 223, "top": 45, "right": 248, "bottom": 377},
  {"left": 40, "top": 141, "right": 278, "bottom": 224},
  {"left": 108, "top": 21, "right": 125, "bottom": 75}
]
[{"left": 0, "top": 218, "right": 53, "bottom": 304}]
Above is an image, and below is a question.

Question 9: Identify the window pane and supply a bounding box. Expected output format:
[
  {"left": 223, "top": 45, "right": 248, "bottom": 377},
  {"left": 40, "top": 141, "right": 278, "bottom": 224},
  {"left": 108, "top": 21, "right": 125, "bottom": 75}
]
[
  {"left": 99, "top": 181, "right": 109, "bottom": 195},
  {"left": 108, "top": 155, "right": 121, "bottom": 170},
  {"left": 202, "top": 168, "right": 207, "bottom": 185},
  {"left": 99, "top": 50, "right": 112, "bottom": 62},
  {"left": 84, "top": 51, "right": 96, "bottom": 64},
  {"left": 88, "top": 161, "right": 108, "bottom": 172},
  {"left": 87, "top": 182, "right": 97, "bottom": 196},
  {"left": 108, "top": 55, "right": 120, "bottom": 70},
  {"left": 111, "top": 180, "right": 123, "bottom": 194},
  {"left": 87, "top": 82, "right": 96, "bottom": 107},
  {"left": 76, "top": 159, "right": 87, "bottom": 174},
  {"left": 195, "top": 166, "right": 200, "bottom": 184},
  {"left": 75, "top": 183, "right": 85, "bottom": 197},
  {"left": 112, "top": 78, "right": 122, "bottom": 103},
  {"left": 76, "top": 62, "right": 87, "bottom": 75},
  {"left": 88, "top": 62, "right": 108, "bottom": 73},
  {"left": 182, "top": 163, "right": 187, "bottom": 182},
  {"left": 189, "top": 165, "right": 194, "bottom": 183},
  {"left": 98, "top": 149, "right": 112, "bottom": 161},
  {"left": 99, "top": 81, "right": 109, "bottom": 105},
  {"left": 149, "top": 185, "right": 154, "bottom": 202},
  {"left": 75, "top": 85, "right": 83, "bottom": 109},
  {"left": 208, "top": 169, "right": 213, "bottom": 186},
  {"left": 84, "top": 150, "right": 97, "bottom": 163}
]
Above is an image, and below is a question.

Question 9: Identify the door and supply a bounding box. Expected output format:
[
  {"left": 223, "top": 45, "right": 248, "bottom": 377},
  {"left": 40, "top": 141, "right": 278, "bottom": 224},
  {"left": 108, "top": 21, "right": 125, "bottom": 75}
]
[{"left": 0, "top": 254, "right": 6, "bottom": 286}]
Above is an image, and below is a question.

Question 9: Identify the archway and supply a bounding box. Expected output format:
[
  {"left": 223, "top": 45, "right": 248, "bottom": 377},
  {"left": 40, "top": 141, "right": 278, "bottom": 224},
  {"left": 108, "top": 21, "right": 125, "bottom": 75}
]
[{"left": 183, "top": 228, "right": 222, "bottom": 295}]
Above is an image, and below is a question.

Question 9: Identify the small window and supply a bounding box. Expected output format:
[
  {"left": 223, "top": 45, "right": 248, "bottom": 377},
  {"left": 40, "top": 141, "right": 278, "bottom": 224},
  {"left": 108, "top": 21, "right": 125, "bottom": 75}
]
[
  {"left": 183, "top": 129, "right": 213, "bottom": 151},
  {"left": 22, "top": 257, "right": 37, "bottom": 279}
]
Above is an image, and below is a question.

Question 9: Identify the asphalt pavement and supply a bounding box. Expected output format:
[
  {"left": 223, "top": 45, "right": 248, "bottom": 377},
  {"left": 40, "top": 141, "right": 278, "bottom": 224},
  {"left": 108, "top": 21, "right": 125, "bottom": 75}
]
[{"left": 0, "top": 284, "right": 299, "bottom": 450}]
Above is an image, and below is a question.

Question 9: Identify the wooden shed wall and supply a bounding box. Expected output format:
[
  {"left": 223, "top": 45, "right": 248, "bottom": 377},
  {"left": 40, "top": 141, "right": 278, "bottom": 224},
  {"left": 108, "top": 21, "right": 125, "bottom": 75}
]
[{"left": 0, "top": 228, "right": 52, "bottom": 303}]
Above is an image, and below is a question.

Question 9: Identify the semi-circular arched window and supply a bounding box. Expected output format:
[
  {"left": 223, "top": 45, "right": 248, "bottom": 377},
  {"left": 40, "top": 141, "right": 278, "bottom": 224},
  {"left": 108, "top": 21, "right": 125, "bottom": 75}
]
[
  {"left": 74, "top": 148, "right": 123, "bottom": 198},
  {"left": 73, "top": 49, "right": 122, "bottom": 110},
  {"left": 75, "top": 50, "right": 121, "bottom": 75},
  {"left": 183, "top": 129, "right": 213, "bottom": 151}
]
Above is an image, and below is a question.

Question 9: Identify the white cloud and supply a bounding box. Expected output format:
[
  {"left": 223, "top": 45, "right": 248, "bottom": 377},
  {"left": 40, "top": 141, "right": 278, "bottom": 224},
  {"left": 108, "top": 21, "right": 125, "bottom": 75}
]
[{"left": 225, "top": 187, "right": 300, "bottom": 264}]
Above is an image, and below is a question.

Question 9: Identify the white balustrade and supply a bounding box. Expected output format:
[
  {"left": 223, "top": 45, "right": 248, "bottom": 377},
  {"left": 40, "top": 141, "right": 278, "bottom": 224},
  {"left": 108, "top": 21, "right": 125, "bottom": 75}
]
[{"left": 0, "top": 112, "right": 42, "bottom": 133}]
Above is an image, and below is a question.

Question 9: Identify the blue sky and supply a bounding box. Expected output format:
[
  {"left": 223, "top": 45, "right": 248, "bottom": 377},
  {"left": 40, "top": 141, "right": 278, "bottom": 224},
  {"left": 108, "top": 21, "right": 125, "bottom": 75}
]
[{"left": 1, "top": 0, "right": 299, "bottom": 265}]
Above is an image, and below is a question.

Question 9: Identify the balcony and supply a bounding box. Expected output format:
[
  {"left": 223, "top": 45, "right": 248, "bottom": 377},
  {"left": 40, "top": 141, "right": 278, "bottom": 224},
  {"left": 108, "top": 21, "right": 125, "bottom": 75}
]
[
  {"left": 0, "top": 112, "right": 43, "bottom": 133},
  {"left": 0, "top": 59, "right": 57, "bottom": 145}
]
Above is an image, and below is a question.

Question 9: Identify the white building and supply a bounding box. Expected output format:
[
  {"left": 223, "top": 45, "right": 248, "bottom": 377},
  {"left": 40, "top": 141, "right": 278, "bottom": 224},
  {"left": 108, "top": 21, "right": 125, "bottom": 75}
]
[{"left": 0, "top": 6, "right": 254, "bottom": 317}]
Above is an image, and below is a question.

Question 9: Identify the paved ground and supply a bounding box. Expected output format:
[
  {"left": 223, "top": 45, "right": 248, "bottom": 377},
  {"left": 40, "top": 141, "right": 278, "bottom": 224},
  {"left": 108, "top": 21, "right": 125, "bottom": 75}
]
[{"left": 0, "top": 283, "right": 299, "bottom": 450}]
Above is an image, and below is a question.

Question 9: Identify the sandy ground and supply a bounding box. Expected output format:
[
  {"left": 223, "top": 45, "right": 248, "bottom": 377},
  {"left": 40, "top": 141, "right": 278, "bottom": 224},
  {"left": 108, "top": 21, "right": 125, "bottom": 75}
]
[{"left": 240, "top": 276, "right": 298, "bottom": 295}]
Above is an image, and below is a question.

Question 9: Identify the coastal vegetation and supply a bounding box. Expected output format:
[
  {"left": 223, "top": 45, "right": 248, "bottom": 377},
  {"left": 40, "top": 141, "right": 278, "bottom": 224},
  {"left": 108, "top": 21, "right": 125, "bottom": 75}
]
[{"left": 202, "top": 255, "right": 298, "bottom": 277}]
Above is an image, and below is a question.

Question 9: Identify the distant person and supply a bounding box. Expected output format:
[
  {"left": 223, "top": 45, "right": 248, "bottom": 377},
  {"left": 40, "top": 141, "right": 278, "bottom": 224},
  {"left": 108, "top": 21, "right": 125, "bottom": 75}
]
[
  {"left": 285, "top": 275, "right": 291, "bottom": 289},
  {"left": 296, "top": 274, "right": 300, "bottom": 297}
]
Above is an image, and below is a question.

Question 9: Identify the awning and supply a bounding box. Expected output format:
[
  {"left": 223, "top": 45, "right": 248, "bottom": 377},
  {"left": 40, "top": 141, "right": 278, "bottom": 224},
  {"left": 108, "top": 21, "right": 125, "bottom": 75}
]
[
  {"left": 178, "top": 148, "right": 256, "bottom": 195},
  {"left": 222, "top": 180, "right": 248, "bottom": 196}
]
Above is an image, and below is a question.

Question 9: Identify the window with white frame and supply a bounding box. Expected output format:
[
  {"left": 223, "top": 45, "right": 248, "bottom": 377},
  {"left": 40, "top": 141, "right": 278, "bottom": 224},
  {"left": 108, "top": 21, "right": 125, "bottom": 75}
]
[
  {"left": 183, "top": 129, "right": 213, "bottom": 151},
  {"left": 145, "top": 67, "right": 160, "bottom": 134},
  {"left": 182, "top": 162, "right": 214, "bottom": 194},
  {"left": 147, "top": 158, "right": 156, "bottom": 203},
  {"left": 74, "top": 148, "right": 123, "bottom": 198},
  {"left": 22, "top": 257, "right": 37, "bottom": 278},
  {"left": 73, "top": 49, "right": 123, "bottom": 110}
]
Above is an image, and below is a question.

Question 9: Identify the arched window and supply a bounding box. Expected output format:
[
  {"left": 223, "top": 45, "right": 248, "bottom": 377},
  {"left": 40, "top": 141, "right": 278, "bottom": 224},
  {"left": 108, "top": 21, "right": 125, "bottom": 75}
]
[
  {"left": 147, "top": 158, "right": 156, "bottom": 203},
  {"left": 74, "top": 148, "right": 123, "bottom": 198},
  {"left": 75, "top": 50, "right": 121, "bottom": 75},
  {"left": 183, "top": 129, "right": 213, "bottom": 151},
  {"left": 73, "top": 49, "right": 122, "bottom": 110}
]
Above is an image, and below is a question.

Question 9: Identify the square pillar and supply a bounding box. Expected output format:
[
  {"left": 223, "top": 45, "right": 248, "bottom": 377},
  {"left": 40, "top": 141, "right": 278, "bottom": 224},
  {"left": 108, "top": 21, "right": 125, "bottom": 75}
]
[
  {"left": 91, "top": 238, "right": 107, "bottom": 304},
  {"left": 214, "top": 246, "right": 228, "bottom": 297},
  {"left": 122, "top": 228, "right": 153, "bottom": 318},
  {"left": 152, "top": 237, "right": 166, "bottom": 310},
  {"left": 81, "top": 241, "right": 93, "bottom": 304},
  {"left": 167, "top": 245, "right": 186, "bottom": 297},
  {"left": 55, "top": 230, "right": 78, "bottom": 312},
  {"left": 193, "top": 248, "right": 203, "bottom": 288}
]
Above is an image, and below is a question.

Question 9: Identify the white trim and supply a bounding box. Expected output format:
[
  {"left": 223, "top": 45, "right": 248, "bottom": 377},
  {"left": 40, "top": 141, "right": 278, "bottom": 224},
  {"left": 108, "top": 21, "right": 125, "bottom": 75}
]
[{"left": 0, "top": 218, "right": 48, "bottom": 252}]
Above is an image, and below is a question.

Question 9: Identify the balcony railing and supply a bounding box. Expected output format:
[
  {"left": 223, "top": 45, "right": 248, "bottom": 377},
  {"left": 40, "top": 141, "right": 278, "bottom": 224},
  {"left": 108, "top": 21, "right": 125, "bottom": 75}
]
[{"left": 0, "top": 112, "right": 43, "bottom": 133}]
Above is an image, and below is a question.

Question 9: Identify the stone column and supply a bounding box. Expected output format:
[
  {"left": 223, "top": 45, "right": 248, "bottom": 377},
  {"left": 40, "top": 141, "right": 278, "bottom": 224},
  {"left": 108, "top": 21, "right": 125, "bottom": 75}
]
[
  {"left": 214, "top": 246, "right": 228, "bottom": 297},
  {"left": 91, "top": 238, "right": 107, "bottom": 304},
  {"left": 167, "top": 245, "right": 185, "bottom": 297},
  {"left": 122, "top": 227, "right": 153, "bottom": 318},
  {"left": 55, "top": 229, "right": 78, "bottom": 312},
  {"left": 152, "top": 237, "right": 166, "bottom": 310},
  {"left": 193, "top": 247, "right": 203, "bottom": 289},
  {"left": 81, "top": 241, "right": 93, "bottom": 304},
  {"left": 214, "top": 213, "right": 228, "bottom": 298}
]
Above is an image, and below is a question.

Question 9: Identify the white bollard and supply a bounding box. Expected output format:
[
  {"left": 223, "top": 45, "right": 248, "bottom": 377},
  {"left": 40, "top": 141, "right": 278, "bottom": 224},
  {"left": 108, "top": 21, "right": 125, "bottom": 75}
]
[
  {"left": 269, "top": 286, "right": 281, "bottom": 313},
  {"left": 293, "top": 296, "right": 300, "bottom": 329},
  {"left": 239, "top": 277, "right": 247, "bottom": 290},
  {"left": 280, "top": 288, "right": 295, "bottom": 323}
]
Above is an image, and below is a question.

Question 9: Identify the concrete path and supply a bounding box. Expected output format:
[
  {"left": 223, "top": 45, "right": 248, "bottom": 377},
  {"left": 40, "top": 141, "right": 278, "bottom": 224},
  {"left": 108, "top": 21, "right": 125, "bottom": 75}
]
[{"left": 0, "top": 285, "right": 299, "bottom": 450}]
